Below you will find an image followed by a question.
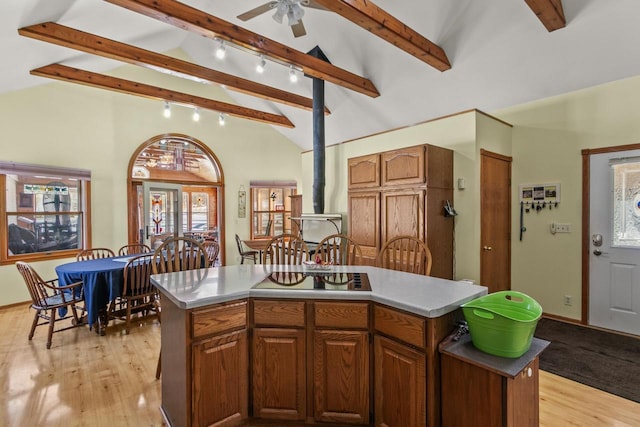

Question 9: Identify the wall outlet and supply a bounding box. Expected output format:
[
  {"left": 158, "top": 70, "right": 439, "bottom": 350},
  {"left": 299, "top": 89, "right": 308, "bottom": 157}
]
[
  {"left": 551, "top": 222, "right": 572, "bottom": 234},
  {"left": 563, "top": 295, "right": 572, "bottom": 306}
]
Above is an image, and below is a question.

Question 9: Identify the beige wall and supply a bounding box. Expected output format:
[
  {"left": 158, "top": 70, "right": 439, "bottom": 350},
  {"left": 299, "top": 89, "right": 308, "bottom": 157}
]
[
  {"left": 496, "top": 75, "right": 640, "bottom": 320},
  {"left": 0, "top": 54, "right": 301, "bottom": 306}
]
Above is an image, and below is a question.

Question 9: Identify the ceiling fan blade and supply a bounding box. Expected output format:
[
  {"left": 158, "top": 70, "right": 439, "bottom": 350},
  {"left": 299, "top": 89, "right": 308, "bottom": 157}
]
[
  {"left": 302, "top": 0, "right": 329, "bottom": 11},
  {"left": 237, "top": 2, "right": 277, "bottom": 21},
  {"left": 291, "top": 19, "right": 306, "bottom": 38}
]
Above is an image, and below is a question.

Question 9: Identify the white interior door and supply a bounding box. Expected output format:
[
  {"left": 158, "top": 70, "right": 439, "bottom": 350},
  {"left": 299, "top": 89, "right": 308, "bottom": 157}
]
[
  {"left": 589, "top": 149, "right": 640, "bottom": 335},
  {"left": 143, "top": 182, "right": 183, "bottom": 249}
]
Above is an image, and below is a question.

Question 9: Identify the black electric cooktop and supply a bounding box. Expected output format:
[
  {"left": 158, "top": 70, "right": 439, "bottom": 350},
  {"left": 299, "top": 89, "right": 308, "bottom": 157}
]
[{"left": 252, "top": 272, "right": 371, "bottom": 291}]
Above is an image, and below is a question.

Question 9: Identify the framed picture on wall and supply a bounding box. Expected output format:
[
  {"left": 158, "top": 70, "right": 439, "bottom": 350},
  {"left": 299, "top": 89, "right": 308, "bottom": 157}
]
[{"left": 519, "top": 182, "right": 560, "bottom": 203}]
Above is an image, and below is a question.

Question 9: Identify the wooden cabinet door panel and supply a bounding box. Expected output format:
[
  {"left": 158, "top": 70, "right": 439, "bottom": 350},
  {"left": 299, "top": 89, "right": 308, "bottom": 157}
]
[
  {"left": 425, "top": 145, "right": 454, "bottom": 189},
  {"left": 381, "top": 146, "right": 425, "bottom": 187},
  {"left": 348, "top": 192, "right": 380, "bottom": 264},
  {"left": 374, "top": 335, "right": 426, "bottom": 427},
  {"left": 192, "top": 330, "right": 248, "bottom": 427},
  {"left": 381, "top": 190, "right": 424, "bottom": 245},
  {"left": 252, "top": 328, "right": 306, "bottom": 421},
  {"left": 506, "top": 358, "right": 539, "bottom": 426},
  {"left": 349, "top": 154, "right": 380, "bottom": 189},
  {"left": 314, "top": 330, "right": 370, "bottom": 424}
]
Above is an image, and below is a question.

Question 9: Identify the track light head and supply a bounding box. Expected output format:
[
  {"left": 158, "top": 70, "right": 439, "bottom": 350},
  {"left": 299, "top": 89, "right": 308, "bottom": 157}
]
[
  {"left": 256, "top": 55, "right": 266, "bottom": 73},
  {"left": 163, "top": 101, "right": 171, "bottom": 118}
]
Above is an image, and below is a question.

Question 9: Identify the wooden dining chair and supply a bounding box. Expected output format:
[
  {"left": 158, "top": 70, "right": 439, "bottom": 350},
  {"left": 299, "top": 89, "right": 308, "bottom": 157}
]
[
  {"left": 152, "top": 237, "right": 209, "bottom": 274},
  {"left": 117, "top": 243, "right": 151, "bottom": 256},
  {"left": 235, "top": 234, "right": 258, "bottom": 264},
  {"left": 76, "top": 247, "right": 115, "bottom": 261},
  {"left": 16, "top": 261, "right": 85, "bottom": 349},
  {"left": 315, "top": 234, "right": 362, "bottom": 265},
  {"left": 377, "top": 235, "right": 433, "bottom": 276},
  {"left": 108, "top": 254, "right": 158, "bottom": 334},
  {"left": 263, "top": 233, "right": 309, "bottom": 265},
  {"left": 202, "top": 240, "right": 220, "bottom": 266}
]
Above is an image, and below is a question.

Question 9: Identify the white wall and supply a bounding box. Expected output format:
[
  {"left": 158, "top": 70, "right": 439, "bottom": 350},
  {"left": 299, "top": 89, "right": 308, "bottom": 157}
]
[{"left": 0, "top": 52, "right": 301, "bottom": 306}]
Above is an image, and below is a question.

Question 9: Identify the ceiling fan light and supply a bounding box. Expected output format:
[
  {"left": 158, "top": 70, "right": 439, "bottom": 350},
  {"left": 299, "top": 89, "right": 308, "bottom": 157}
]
[
  {"left": 273, "top": 3, "right": 287, "bottom": 24},
  {"left": 291, "top": 3, "right": 305, "bottom": 22}
]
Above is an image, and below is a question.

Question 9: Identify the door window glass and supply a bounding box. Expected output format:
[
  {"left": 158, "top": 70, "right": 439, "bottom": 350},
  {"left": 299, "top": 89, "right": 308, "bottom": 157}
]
[{"left": 611, "top": 158, "right": 640, "bottom": 247}]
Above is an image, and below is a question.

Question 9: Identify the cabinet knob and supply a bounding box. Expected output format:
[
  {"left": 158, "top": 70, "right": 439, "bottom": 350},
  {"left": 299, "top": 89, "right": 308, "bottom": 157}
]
[{"left": 527, "top": 367, "right": 532, "bottom": 377}]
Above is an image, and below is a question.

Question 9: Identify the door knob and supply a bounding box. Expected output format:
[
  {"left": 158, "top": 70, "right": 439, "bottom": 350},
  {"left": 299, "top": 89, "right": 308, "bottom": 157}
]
[
  {"left": 593, "top": 249, "right": 608, "bottom": 256},
  {"left": 483, "top": 246, "right": 493, "bottom": 251}
]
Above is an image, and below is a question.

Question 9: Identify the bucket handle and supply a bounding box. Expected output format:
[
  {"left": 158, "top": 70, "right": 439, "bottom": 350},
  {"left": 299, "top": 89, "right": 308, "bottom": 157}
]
[
  {"left": 503, "top": 293, "right": 525, "bottom": 303},
  {"left": 472, "top": 309, "right": 494, "bottom": 320}
]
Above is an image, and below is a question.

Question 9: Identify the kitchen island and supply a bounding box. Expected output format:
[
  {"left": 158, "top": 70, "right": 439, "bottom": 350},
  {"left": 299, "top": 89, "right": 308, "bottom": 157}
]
[{"left": 152, "top": 265, "right": 487, "bottom": 427}]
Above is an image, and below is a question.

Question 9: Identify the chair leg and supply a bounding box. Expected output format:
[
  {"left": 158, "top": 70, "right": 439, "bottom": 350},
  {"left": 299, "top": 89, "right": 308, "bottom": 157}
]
[
  {"left": 156, "top": 353, "right": 161, "bottom": 380},
  {"left": 125, "top": 304, "right": 132, "bottom": 335},
  {"left": 29, "top": 310, "right": 39, "bottom": 340},
  {"left": 47, "top": 309, "right": 56, "bottom": 349}
]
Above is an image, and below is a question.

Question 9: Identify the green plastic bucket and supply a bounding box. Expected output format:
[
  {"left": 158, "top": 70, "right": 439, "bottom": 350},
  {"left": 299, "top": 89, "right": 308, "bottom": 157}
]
[{"left": 461, "top": 291, "right": 542, "bottom": 358}]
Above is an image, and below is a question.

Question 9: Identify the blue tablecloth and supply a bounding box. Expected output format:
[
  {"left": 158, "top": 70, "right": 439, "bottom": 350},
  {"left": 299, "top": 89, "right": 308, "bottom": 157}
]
[{"left": 56, "top": 256, "right": 136, "bottom": 326}]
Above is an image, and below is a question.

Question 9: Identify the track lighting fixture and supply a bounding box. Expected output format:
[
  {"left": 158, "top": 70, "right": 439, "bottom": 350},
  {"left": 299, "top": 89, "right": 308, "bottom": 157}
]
[
  {"left": 214, "top": 38, "right": 226, "bottom": 59},
  {"left": 289, "top": 65, "right": 298, "bottom": 83},
  {"left": 218, "top": 112, "right": 226, "bottom": 126},
  {"left": 256, "top": 55, "right": 266, "bottom": 73},
  {"left": 163, "top": 101, "right": 171, "bottom": 118},
  {"left": 192, "top": 107, "right": 200, "bottom": 122}
]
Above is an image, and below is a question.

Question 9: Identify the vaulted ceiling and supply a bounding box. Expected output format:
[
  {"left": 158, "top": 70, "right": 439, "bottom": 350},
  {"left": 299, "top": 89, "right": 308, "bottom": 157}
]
[{"left": 4, "top": 0, "right": 640, "bottom": 150}]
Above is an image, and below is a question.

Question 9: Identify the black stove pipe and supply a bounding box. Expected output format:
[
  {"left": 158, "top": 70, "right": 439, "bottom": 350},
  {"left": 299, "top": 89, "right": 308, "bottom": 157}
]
[{"left": 312, "top": 76, "right": 325, "bottom": 214}]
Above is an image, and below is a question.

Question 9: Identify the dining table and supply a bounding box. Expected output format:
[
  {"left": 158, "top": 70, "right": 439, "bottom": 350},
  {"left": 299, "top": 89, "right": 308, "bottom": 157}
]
[
  {"left": 55, "top": 255, "right": 141, "bottom": 335},
  {"left": 243, "top": 239, "right": 271, "bottom": 262}
]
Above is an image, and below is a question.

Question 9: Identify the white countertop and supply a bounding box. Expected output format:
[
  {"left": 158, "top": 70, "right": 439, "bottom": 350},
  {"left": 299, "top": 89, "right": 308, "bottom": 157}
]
[{"left": 151, "top": 265, "right": 488, "bottom": 318}]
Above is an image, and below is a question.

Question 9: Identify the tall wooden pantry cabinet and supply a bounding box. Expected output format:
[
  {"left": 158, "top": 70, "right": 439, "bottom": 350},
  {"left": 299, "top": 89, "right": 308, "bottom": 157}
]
[{"left": 348, "top": 144, "right": 454, "bottom": 279}]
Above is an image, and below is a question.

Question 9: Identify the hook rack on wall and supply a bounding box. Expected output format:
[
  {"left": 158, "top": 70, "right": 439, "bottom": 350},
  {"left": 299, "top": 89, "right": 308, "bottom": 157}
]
[{"left": 518, "top": 182, "right": 561, "bottom": 241}]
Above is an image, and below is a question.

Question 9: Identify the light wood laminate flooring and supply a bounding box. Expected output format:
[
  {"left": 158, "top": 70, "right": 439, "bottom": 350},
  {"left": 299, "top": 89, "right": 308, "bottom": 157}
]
[{"left": 1, "top": 304, "right": 638, "bottom": 426}]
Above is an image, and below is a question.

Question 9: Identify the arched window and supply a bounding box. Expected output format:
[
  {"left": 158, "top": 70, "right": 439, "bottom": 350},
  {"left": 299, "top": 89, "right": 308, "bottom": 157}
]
[{"left": 127, "top": 134, "right": 225, "bottom": 263}]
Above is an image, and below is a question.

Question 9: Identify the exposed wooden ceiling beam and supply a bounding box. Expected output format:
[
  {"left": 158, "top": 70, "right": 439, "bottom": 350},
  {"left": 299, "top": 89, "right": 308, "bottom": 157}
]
[
  {"left": 312, "top": 0, "right": 450, "bottom": 72},
  {"left": 104, "top": 0, "right": 380, "bottom": 98},
  {"left": 18, "top": 22, "right": 328, "bottom": 114},
  {"left": 525, "top": 0, "right": 566, "bottom": 32},
  {"left": 31, "top": 64, "right": 294, "bottom": 128}
]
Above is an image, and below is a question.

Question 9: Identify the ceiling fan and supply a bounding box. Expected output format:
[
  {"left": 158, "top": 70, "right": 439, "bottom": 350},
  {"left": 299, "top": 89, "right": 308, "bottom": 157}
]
[{"left": 237, "top": 0, "right": 327, "bottom": 38}]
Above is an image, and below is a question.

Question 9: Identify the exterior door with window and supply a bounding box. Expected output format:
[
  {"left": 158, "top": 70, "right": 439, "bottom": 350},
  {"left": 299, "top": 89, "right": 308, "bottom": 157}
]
[
  {"left": 589, "top": 149, "right": 640, "bottom": 335},
  {"left": 142, "top": 182, "right": 182, "bottom": 249}
]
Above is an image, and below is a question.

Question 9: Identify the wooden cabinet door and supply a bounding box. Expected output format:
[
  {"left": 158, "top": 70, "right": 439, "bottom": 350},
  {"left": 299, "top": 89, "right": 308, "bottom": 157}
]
[
  {"left": 381, "top": 190, "right": 424, "bottom": 246},
  {"left": 425, "top": 145, "right": 454, "bottom": 189},
  {"left": 313, "top": 330, "right": 370, "bottom": 424},
  {"left": 349, "top": 154, "right": 380, "bottom": 189},
  {"left": 374, "top": 335, "right": 426, "bottom": 427},
  {"left": 506, "top": 358, "right": 539, "bottom": 426},
  {"left": 192, "top": 329, "right": 248, "bottom": 427},
  {"left": 252, "top": 328, "right": 306, "bottom": 421},
  {"left": 348, "top": 191, "right": 380, "bottom": 265},
  {"left": 381, "top": 146, "right": 425, "bottom": 187},
  {"left": 441, "top": 354, "right": 539, "bottom": 427}
]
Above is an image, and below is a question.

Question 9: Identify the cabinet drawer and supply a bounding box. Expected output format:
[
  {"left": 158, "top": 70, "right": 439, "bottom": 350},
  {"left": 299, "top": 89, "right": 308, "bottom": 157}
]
[
  {"left": 253, "top": 300, "right": 306, "bottom": 327},
  {"left": 191, "top": 301, "right": 247, "bottom": 339},
  {"left": 314, "top": 302, "right": 369, "bottom": 329},
  {"left": 374, "top": 305, "right": 425, "bottom": 348}
]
